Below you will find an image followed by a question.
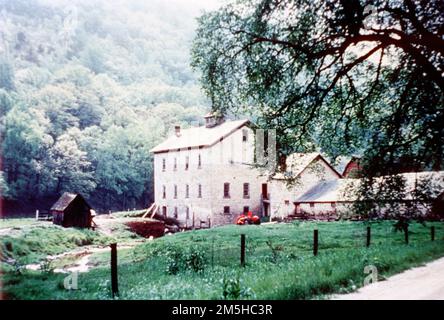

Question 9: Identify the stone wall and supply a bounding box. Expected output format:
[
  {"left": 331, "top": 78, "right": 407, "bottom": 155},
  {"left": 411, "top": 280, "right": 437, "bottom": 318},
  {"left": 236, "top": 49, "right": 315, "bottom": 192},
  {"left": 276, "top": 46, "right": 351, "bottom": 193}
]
[
  {"left": 269, "top": 158, "right": 341, "bottom": 218},
  {"left": 153, "top": 125, "right": 267, "bottom": 227}
]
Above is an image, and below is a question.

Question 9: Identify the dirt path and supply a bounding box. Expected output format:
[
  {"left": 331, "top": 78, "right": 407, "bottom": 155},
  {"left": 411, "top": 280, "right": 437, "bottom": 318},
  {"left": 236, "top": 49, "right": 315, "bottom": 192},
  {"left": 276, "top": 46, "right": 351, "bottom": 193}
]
[
  {"left": 332, "top": 257, "right": 444, "bottom": 300},
  {"left": 0, "top": 228, "right": 12, "bottom": 236},
  {"left": 25, "top": 242, "right": 144, "bottom": 273}
]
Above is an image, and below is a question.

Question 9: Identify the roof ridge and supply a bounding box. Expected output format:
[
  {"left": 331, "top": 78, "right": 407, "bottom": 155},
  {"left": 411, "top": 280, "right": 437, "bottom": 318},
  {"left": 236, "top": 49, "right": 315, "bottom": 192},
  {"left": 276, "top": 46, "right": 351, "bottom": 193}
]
[{"left": 150, "top": 119, "right": 249, "bottom": 153}]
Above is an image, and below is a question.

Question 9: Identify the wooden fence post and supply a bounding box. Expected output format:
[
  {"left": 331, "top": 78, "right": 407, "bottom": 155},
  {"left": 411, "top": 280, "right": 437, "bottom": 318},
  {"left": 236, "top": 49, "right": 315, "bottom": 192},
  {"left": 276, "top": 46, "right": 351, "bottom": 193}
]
[
  {"left": 404, "top": 225, "right": 409, "bottom": 244},
  {"left": 211, "top": 237, "right": 215, "bottom": 268},
  {"left": 110, "top": 243, "right": 119, "bottom": 298},
  {"left": 240, "top": 234, "right": 246, "bottom": 267},
  {"left": 192, "top": 212, "right": 195, "bottom": 230},
  {"left": 431, "top": 226, "right": 435, "bottom": 241},
  {"left": 208, "top": 217, "right": 211, "bottom": 229},
  {"left": 313, "top": 229, "right": 318, "bottom": 256},
  {"left": 366, "top": 226, "right": 371, "bottom": 247}
]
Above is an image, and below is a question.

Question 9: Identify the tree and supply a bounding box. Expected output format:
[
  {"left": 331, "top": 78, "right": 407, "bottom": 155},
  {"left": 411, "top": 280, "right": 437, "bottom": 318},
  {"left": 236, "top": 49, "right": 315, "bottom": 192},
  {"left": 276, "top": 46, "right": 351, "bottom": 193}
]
[
  {"left": 0, "top": 58, "right": 15, "bottom": 91},
  {"left": 2, "top": 106, "right": 53, "bottom": 199},
  {"left": 51, "top": 131, "right": 96, "bottom": 196},
  {"left": 0, "top": 171, "right": 9, "bottom": 197},
  {"left": 93, "top": 116, "right": 163, "bottom": 210},
  {"left": 192, "top": 0, "right": 444, "bottom": 175}
]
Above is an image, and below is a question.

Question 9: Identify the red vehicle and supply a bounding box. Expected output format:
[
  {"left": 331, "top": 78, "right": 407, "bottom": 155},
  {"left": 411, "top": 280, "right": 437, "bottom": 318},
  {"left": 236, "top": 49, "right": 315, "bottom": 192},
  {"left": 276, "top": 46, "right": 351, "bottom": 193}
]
[{"left": 236, "top": 211, "right": 261, "bottom": 225}]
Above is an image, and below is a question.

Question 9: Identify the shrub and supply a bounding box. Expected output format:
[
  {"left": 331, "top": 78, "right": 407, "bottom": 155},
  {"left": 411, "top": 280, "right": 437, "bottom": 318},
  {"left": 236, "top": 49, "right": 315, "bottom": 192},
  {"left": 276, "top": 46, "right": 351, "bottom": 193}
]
[
  {"left": 184, "top": 246, "right": 207, "bottom": 273},
  {"left": 163, "top": 245, "right": 183, "bottom": 275},
  {"left": 221, "top": 274, "right": 254, "bottom": 299}
]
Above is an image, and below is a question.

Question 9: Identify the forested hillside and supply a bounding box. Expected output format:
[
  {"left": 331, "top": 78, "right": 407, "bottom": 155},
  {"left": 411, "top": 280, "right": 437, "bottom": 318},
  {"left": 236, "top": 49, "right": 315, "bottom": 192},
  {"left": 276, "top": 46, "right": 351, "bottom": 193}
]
[{"left": 0, "top": 0, "right": 215, "bottom": 214}]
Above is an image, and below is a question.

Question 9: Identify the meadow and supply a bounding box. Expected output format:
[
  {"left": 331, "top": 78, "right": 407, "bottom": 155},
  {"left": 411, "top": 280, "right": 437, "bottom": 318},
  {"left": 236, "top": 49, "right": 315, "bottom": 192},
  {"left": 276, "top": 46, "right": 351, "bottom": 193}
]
[{"left": 1, "top": 219, "right": 444, "bottom": 300}]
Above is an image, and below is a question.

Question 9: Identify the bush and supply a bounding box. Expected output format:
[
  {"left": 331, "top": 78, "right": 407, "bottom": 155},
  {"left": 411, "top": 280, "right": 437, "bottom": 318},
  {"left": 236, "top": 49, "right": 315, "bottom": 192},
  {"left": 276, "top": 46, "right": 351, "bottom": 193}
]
[
  {"left": 184, "top": 246, "right": 207, "bottom": 273},
  {"left": 160, "top": 244, "right": 207, "bottom": 275},
  {"left": 221, "top": 274, "right": 254, "bottom": 299}
]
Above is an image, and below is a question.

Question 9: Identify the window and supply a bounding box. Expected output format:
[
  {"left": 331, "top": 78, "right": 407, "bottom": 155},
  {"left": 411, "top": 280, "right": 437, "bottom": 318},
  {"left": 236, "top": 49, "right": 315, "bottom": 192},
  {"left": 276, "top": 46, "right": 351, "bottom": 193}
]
[
  {"left": 243, "top": 183, "right": 250, "bottom": 199},
  {"left": 242, "top": 129, "right": 248, "bottom": 142},
  {"left": 310, "top": 203, "right": 315, "bottom": 208},
  {"left": 162, "top": 185, "right": 166, "bottom": 199},
  {"left": 198, "top": 154, "right": 202, "bottom": 168},
  {"left": 186, "top": 206, "right": 190, "bottom": 220},
  {"left": 185, "top": 156, "right": 189, "bottom": 170},
  {"left": 185, "top": 184, "right": 189, "bottom": 198},
  {"left": 174, "top": 207, "right": 178, "bottom": 219},
  {"left": 174, "top": 185, "right": 177, "bottom": 199},
  {"left": 173, "top": 158, "right": 177, "bottom": 171},
  {"left": 223, "top": 183, "right": 230, "bottom": 198},
  {"left": 162, "top": 158, "right": 166, "bottom": 171},
  {"left": 162, "top": 206, "right": 167, "bottom": 217},
  {"left": 223, "top": 206, "right": 230, "bottom": 215},
  {"left": 198, "top": 184, "right": 202, "bottom": 198},
  {"left": 243, "top": 206, "right": 249, "bottom": 214},
  {"left": 284, "top": 200, "right": 290, "bottom": 205}
]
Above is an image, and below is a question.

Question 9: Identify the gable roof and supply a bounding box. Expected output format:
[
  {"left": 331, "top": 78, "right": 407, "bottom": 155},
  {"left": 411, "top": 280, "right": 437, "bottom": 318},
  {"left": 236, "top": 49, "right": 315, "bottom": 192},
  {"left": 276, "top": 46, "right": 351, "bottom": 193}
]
[
  {"left": 50, "top": 192, "right": 91, "bottom": 212},
  {"left": 272, "top": 153, "right": 342, "bottom": 180},
  {"left": 150, "top": 119, "right": 250, "bottom": 153}
]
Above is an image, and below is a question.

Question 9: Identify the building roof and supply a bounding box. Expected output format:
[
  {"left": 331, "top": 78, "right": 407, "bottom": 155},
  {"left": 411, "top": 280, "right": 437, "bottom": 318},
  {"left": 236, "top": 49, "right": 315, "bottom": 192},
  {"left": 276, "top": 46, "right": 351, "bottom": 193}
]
[
  {"left": 332, "top": 155, "right": 362, "bottom": 175},
  {"left": 50, "top": 192, "right": 90, "bottom": 211},
  {"left": 295, "top": 179, "right": 344, "bottom": 202},
  {"left": 272, "top": 153, "right": 342, "bottom": 180},
  {"left": 295, "top": 171, "right": 444, "bottom": 203},
  {"left": 150, "top": 119, "right": 249, "bottom": 153}
]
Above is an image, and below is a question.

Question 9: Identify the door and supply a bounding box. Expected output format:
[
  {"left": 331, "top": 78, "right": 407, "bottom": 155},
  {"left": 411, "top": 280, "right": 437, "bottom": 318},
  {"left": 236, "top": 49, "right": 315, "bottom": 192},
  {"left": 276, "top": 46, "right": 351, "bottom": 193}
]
[
  {"left": 263, "top": 204, "right": 269, "bottom": 217},
  {"left": 262, "top": 183, "right": 268, "bottom": 199},
  {"left": 295, "top": 203, "right": 301, "bottom": 215}
]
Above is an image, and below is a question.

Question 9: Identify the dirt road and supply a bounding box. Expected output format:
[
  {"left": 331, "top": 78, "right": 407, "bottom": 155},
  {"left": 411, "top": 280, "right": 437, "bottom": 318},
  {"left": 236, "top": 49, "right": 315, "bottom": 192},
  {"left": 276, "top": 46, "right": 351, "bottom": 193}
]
[{"left": 332, "top": 257, "right": 444, "bottom": 300}]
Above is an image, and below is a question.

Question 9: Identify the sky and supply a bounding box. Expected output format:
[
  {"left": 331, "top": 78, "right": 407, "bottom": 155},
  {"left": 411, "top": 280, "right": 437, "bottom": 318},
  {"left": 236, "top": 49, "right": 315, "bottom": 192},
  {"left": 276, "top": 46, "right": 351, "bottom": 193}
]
[{"left": 36, "top": 0, "right": 222, "bottom": 11}]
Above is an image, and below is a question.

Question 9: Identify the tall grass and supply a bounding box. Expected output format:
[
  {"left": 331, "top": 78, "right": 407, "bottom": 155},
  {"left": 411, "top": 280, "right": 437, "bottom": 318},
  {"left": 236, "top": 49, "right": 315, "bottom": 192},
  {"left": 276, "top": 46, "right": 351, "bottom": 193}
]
[{"left": 2, "top": 220, "right": 444, "bottom": 300}]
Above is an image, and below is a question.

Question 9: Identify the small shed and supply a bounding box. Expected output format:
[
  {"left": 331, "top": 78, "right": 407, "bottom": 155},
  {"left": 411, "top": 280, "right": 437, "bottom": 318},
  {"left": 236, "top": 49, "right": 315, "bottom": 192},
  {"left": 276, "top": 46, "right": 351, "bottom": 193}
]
[{"left": 50, "top": 192, "right": 92, "bottom": 228}]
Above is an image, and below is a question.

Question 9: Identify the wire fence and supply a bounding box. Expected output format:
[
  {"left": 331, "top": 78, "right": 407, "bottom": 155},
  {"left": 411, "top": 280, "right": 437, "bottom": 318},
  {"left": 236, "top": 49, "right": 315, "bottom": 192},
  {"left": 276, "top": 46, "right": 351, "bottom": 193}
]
[
  {"left": 108, "top": 221, "right": 444, "bottom": 297},
  {"left": 148, "top": 224, "right": 444, "bottom": 268}
]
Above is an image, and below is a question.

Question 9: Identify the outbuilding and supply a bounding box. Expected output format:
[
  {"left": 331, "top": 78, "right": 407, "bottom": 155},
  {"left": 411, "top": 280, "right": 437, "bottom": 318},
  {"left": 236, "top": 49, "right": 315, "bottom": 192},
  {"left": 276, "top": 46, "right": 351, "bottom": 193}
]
[{"left": 50, "top": 192, "right": 93, "bottom": 228}]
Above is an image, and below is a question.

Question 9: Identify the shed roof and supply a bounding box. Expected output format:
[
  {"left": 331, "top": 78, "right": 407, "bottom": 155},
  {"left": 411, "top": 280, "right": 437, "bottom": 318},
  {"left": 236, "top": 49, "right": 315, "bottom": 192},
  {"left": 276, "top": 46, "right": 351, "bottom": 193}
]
[
  {"left": 50, "top": 192, "right": 91, "bottom": 211},
  {"left": 150, "top": 119, "right": 249, "bottom": 153},
  {"left": 295, "top": 171, "right": 444, "bottom": 203}
]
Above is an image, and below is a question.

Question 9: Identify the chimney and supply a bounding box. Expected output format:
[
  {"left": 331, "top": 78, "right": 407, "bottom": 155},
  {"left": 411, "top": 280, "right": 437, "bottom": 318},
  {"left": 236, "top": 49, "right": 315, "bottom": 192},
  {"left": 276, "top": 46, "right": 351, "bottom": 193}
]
[{"left": 175, "top": 125, "right": 181, "bottom": 137}]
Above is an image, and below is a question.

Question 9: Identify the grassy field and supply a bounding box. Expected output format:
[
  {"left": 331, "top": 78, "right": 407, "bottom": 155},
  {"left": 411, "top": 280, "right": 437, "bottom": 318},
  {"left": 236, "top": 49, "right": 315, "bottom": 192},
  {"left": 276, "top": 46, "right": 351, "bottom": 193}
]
[
  {"left": 2, "top": 220, "right": 444, "bottom": 300},
  {"left": 0, "top": 220, "right": 112, "bottom": 267}
]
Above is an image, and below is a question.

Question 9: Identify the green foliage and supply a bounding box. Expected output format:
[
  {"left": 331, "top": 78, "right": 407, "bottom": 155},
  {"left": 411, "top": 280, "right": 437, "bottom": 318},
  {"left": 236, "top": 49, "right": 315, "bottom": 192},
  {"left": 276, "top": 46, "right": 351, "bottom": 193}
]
[
  {"left": 155, "top": 244, "right": 207, "bottom": 275},
  {"left": 184, "top": 246, "right": 207, "bottom": 273},
  {"left": 192, "top": 0, "right": 444, "bottom": 177},
  {"left": 3, "top": 221, "right": 444, "bottom": 300},
  {"left": 0, "top": 58, "right": 15, "bottom": 91},
  {"left": 221, "top": 274, "right": 254, "bottom": 300},
  {"left": 0, "top": 0, "right": 210, "bottom": 211},
  {"left": 0, "top": 222, "right": 111, "bottom": 265}
]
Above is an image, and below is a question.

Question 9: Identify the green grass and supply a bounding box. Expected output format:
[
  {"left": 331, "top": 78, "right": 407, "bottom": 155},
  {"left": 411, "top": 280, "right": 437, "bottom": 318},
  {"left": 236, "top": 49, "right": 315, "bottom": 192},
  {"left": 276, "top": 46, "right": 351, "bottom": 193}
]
[
  {"left": 0, "top": 218, "right": 43, "bottom": 229},
  {"left": 2, "top": 220, "right": 444, "bottom": 300},
  {"left": 0, "top": 220, "right": 112, "bottom": 265}
]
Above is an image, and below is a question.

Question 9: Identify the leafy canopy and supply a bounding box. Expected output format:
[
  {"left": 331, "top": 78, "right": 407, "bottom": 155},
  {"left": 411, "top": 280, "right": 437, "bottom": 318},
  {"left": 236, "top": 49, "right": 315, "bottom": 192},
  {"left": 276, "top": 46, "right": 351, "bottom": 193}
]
[{"left": 192, "top": 0, "right": 444, "bottom": 174}]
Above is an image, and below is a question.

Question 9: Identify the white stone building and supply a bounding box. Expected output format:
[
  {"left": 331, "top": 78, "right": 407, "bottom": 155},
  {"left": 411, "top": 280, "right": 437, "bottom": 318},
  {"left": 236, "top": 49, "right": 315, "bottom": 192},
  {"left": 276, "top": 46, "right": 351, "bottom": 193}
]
[
  {"left": 267, "top": 153, "right": 342, "bottom": 219},
  {"left": 150, "top": 114, "right": 267, "bottom": 227},
  {"left": 151, "top": 115, "right": 444, "bottom": 226}
]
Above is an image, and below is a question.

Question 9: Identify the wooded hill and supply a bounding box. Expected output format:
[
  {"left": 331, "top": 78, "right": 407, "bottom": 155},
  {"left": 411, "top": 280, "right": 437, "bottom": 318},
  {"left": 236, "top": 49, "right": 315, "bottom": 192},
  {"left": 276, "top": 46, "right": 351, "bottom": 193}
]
[{"left": 0, "top": 0, "right": 215, "bottom": 215}]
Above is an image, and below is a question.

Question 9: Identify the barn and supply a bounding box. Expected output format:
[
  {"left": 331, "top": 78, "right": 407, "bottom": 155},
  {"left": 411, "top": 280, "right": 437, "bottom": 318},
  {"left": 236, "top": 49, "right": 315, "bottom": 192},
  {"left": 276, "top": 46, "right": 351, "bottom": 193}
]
[{"left": 50, "top": 192, "right": 93, "bottom": 228}]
